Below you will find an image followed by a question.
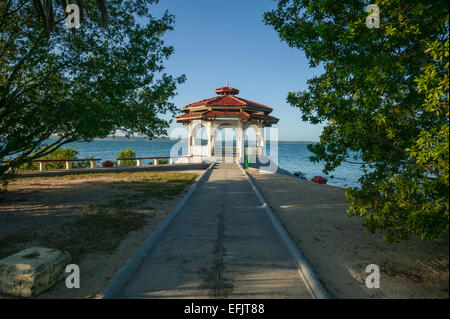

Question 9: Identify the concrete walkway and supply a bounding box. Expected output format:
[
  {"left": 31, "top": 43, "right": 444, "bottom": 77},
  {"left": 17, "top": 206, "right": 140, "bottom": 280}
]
[{"left": 117, "top": 162, "right": 312, "bottom": 298}]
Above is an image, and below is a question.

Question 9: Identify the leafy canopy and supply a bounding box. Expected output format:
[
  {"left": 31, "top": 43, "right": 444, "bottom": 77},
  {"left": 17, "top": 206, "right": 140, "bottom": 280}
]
[
  {"left": 264, "top": 0, "right": 449, "bottom": 242},
  {"left": 0, "top": 0, "right": 185, "bottom": 185}
]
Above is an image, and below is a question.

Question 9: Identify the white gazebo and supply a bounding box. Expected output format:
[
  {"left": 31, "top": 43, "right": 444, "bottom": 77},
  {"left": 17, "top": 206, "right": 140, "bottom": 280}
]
[{"left": 175, "top": 85, "right": 278, "bottom": 162}]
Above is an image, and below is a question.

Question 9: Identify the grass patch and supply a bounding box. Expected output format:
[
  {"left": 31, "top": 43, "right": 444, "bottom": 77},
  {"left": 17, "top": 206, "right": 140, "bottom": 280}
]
[
  {"left": 0, "top": 210, "right": 148, "bottom": 263},
  {"left": 40, "top": 209, "right": 148, "bottom": 263},
  {"left": 0, "top": 232, "right": 37, "bottom": 259},
  {"left": 116, "top": 172, "right": 197, "bottom": 199},
  {"left": 0, "top": 171, "right": 198, "bottom": 262},
  {"left": 20, "top": 171, "right": 197, "bottom": 182}
]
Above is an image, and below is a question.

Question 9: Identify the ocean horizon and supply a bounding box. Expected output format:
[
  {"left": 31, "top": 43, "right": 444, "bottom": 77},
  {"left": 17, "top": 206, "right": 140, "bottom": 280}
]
[
  {"left": 43, "top": 138, "right": 364, "bottom": 189},
  {"left": 53, "top": 136, "right": 318, "bottom": 144}
]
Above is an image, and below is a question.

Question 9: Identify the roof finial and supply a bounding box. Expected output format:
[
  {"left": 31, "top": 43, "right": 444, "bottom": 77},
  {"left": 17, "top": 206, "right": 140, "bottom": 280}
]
[{"left": 226, "top": 79, "right": 229, "bottom": 87}]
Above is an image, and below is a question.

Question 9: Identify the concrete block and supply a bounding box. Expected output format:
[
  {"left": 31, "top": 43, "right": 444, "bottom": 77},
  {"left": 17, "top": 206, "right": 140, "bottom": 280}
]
[{"left": 0, "top": 247, "right": 71, "bottom": 297}]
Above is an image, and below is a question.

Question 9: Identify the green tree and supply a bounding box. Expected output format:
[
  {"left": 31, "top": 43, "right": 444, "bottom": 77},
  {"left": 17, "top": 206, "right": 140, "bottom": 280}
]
[
  {"left": 264, "top": 0, "right": 449, "bottom": 242},
  {"left": 20, "top": 145, "right": 78, "bottom": 170},
  {"left": 0, "top": 0, "right": 185, "bottom": 186},
  {"left": 117, "top": 147, "right": 137, "bottom": 166},
  {"left": 19, "top": 145, "right": 96, "bottom": 170}
]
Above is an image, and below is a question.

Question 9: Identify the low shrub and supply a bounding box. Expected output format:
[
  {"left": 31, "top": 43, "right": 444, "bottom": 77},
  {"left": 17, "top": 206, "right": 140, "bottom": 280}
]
[
  {"left": 73, "top": 155, "right": 97, "bottom": 168},
  {"left": 157, "top": 153, "right": 168, "bottom": 164},
  {"left": 19, "top": 146, "right": 80, "bottom": 170},
  {"left": 117, "top": 148, "right": 137, "bottom": 166}
]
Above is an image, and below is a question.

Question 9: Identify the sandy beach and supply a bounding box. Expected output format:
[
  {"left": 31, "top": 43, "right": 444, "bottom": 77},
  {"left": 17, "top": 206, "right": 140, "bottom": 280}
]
[{"left": 247, "top": 168, "right": 449, "bottom": 299}]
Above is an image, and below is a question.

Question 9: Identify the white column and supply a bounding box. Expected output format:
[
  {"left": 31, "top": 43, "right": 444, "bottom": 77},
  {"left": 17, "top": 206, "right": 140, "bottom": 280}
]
[
  {"left": 258, "top": 124, "right": 265, "bottom": 156},
  {"left": 236, "top": 120, "right": 245, "bottom": 160},
  {"left": 210, "top": 122, "right": 216, "bottom": 157},
  {"left": 188, "top": 122, "right": 193, "bottom": 157},
  {"left": 205, "top": 121, "right": 213, "bottom": 157}
]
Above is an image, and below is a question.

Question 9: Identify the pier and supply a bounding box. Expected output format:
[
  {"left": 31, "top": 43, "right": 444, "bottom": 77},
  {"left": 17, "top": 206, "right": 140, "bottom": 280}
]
[{"left": 106, "top": 162, "right": 317, "bottom": 299}]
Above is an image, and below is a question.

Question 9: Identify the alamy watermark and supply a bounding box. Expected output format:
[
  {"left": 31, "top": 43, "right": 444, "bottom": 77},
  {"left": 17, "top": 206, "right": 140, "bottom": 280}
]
[
  {"left": 365, "top": 264, "right": 380, "bottom": 288},
  {"left": 365, "top": 4, "right": 380, "bottom": 29},
  {"left": 65, "top": 264, "right": 80, "bottom": 289},
  {"left": 63, "top": 3, "right": 379, "bottom": 30},
  {"left": 65, "top": 4, "right": 80, "bottom": 29},
  {"left": 168, "top": 125, "right": 280, "bottom": 174}
]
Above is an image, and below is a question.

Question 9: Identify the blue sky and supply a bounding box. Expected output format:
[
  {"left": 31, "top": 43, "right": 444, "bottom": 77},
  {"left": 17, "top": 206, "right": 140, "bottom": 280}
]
[{"left": 150, "top": 0, "right": 325, "bottom": 142}]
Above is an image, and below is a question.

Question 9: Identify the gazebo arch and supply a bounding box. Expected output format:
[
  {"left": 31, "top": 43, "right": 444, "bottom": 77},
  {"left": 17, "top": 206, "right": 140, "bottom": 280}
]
[
  {"left": 213, "top": 123, "right": 238, "bottom": 157},
  {"left": 188, "top": 120, "right": 210, "bottom": 158},
  {"left": 244, "top": 124, "right": 264, "bottom": 156},
  {"left": 191, "top": 122, "right": 208, "bottom": 146},
  {"left": 176, "top": 85, "right": 278, "bottom": 162}
]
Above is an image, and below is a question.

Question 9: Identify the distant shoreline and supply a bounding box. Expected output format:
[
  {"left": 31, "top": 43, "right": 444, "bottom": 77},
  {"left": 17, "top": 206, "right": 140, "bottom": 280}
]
[{"left": 48, "top": 136, "right": 317, "bottom": 144}]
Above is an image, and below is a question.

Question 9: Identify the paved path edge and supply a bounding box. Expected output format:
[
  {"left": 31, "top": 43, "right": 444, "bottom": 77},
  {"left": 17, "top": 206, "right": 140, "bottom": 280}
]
[
  {"left": 238, "top": 163, "right": 333, "bottom": 299},
  {"left": 99, "top": 160, "right": 217, "bottom": 299}
]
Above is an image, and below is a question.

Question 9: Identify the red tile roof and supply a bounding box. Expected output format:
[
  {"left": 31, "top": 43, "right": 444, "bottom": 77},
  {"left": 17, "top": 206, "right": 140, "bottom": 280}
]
[
  {"left": 178, "top": 87, "right": 278, "bottom": 124},
  {"left": 175, "top": 112, "right": 205, "bottom": 119},
  {"left": 175, "top": 111, "right": 278, "bottom": 123},
  {"left": 183, "top": 97, "right": 219, "bottom": 108},
  {"left": 175, "top": 111, "right": 247, "bottom": 120},
  {"left": 246, "top": 113, "right": 279, "bottom": 122},
  {"left": 184, "top": 95, "right": 272, "bottom": 110},
  {"left": 204, "top": 111, "right": 249, "bottom": 118},
  {"left": 215, "top": 87, "right": 240, "bottom": 95}
]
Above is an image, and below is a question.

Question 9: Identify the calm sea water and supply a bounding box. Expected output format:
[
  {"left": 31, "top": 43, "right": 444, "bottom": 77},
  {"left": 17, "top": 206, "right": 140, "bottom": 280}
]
[{"left": 61, "top": 139, "right": 364, "bottom": 188}]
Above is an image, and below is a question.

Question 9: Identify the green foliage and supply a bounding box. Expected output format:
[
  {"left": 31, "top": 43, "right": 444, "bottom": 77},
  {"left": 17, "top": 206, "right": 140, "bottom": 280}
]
[
  {"left": 264, "top": 0, "right": 449, "bottom": 242},
  {"left": 73, "top": 155, "right": 97, "bottom": 169},
  {"left": 157, "top": 153, "right": 169, "bottom": 164},
  {"left": 18, "top": 161, "right": 39, "bottom": 172},
  {"left": 117, "top": 148, "right": 137, "bottom": 166},
  {"left": 18, "top": 146, "right": 95, "bottom": 170},
  {"left": 0, "top": 0, "right": 186, "bottom": 186},
  {"left": 44, "top": 146, "right": 79, "bottom": 170}
]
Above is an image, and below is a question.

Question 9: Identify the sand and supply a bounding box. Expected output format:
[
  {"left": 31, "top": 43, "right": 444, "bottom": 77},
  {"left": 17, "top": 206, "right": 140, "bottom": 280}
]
[{"left": 247, "top": 168, "right": 449, "bottom": 299}]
